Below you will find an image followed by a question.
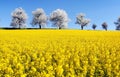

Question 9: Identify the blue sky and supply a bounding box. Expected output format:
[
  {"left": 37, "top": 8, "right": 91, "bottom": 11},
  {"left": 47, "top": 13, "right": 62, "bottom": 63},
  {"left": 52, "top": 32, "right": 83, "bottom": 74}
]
[{"left": 0, "top": 0, "right": 120, "bottom": 30}]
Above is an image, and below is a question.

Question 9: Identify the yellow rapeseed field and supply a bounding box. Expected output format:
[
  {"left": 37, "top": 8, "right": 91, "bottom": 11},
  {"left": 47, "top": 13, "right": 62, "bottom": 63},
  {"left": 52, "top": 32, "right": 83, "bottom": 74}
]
[{"left": 0, "top": 30, "right": 120, "bottom": 77}]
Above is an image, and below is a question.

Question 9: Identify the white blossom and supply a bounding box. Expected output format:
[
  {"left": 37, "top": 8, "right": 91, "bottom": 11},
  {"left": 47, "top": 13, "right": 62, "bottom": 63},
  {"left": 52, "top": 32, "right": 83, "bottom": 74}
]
[
  {"left": 31, "top": 8, "right": 47, "bottom": 29},
  {"left": 76, "top": 13, "right": 90, "bottom": 30},
  {"left": 10, "top": 7, "right": 28, "bottom": 28},
  {"left": 50, "top": 9, "right": 69, "bottom": 29}
]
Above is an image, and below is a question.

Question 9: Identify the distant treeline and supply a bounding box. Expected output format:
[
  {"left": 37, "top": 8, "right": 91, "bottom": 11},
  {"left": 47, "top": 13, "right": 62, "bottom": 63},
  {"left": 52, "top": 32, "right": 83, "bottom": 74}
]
[
  {"left": 0, "top": 27, "right": 59, "bottom": 30},
  {"left": 0, "top": 7, "right": 120, "bottom": 30}
]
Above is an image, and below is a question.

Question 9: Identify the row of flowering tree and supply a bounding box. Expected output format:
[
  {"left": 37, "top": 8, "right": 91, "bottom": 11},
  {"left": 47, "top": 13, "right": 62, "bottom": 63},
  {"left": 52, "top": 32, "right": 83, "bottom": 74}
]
[
  {"left": 10, "top": 8, "right": 69, "bottom": 29},
  {"left": 10, "top": 7, "right": 120, "bottom": 30}
]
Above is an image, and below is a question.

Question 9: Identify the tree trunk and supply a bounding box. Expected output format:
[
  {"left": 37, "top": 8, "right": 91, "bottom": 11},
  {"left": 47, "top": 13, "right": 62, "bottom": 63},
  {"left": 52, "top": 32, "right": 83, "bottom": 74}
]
[
  {"left": 19, "top": 24, "right": 20, "bottom": 29},
  {"left": 19, "top": 26, "right": 20, "bottom": 29},
  {"left": 59, "top": 27, "right": 61, "bottom": 29},
  {"left": 39, "top": 25, "right": 41, "bottom": 29},
  {"left": 81, "top": 26, "right": 83, "bottom": 30},
  {"left": 105, "top": 28, "right": 107, "bottom": 31},
  {"left": 18, "top": 19, "right": 21, "bottom": 29}
]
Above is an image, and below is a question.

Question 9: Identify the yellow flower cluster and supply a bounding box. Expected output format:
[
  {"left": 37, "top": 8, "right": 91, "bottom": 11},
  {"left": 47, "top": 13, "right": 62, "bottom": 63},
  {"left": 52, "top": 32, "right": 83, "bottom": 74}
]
[{"left": 0, "top": 30, "right": 120, "bottom": 77}]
